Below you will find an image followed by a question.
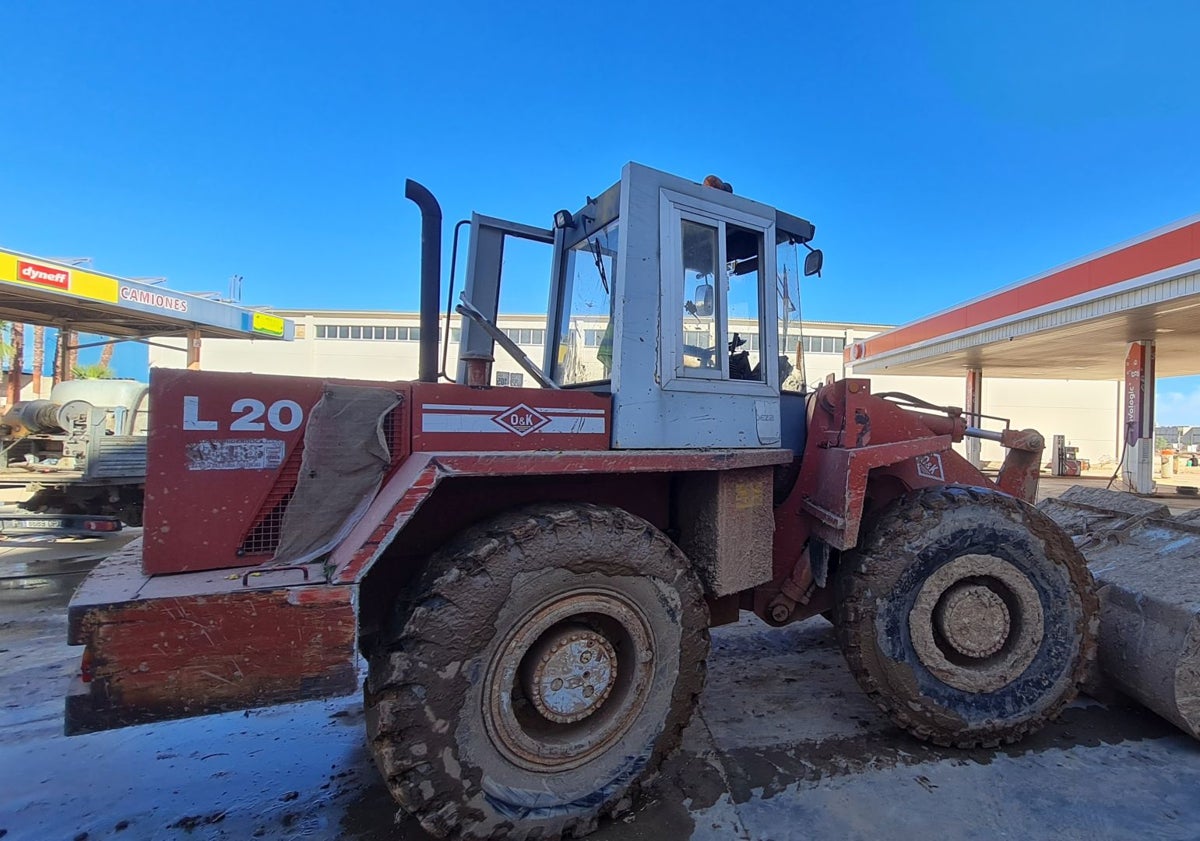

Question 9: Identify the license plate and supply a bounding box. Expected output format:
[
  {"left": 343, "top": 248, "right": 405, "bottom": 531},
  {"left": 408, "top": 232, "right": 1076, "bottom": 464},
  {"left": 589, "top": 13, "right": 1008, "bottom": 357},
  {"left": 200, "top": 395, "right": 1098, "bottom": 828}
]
[{"left": 9, "top": 519, "right": 68, "bottom": 529}]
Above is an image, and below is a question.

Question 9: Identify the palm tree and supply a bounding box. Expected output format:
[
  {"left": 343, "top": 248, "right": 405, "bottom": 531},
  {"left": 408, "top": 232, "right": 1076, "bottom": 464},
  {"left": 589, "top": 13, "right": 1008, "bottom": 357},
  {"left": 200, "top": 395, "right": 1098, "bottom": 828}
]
[
  {"left": 1, "top": 322, "right": 18, "bottom": 405},
  {"left": 99, "top": 338, "right": 115, "bottom": 370},
  {"left": 66, "top": 330, "right": 79, "bottom": 377},
  {"left": 71, "top": 362, "right": 116, "bottom": 380},
  {"left": 31, "top": 326, "right": 45, "bottom": 397},
  {"left": 11, "top": 322, "right": 24, "bottom": 396}
]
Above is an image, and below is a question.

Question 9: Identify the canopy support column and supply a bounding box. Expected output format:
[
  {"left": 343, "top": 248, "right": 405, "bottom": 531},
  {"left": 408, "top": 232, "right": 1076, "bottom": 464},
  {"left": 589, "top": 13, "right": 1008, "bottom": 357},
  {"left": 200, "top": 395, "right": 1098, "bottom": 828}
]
[
  {"left": 186, "top": 328, "right": 202, "bottom": 370},
  {"left": 1122, "top": 340, "right": 1156, "bottom": 495},
  {"left": 965, "top": 367, "right": 983, "bottom": 468},
  {"left": 54, "top": 325, "right": 73, "bottom": 384}
]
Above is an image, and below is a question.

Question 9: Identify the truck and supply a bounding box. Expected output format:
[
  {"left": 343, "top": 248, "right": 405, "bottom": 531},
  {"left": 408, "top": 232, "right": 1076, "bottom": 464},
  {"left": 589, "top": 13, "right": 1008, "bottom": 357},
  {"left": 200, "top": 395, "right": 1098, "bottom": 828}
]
[
  {"left": 65, "top": 164, "right": 1098, "bottom": 840},
  {"left": 1, "top": 378, "right": 148, "bottom": 526}
]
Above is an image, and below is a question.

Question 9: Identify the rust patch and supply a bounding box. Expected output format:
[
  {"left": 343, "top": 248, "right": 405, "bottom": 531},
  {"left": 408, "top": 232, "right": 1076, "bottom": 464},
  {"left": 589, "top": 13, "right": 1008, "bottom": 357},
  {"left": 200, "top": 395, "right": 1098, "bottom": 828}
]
[{"left": 67, "top": 584, "right": 357, "bottom": 734}]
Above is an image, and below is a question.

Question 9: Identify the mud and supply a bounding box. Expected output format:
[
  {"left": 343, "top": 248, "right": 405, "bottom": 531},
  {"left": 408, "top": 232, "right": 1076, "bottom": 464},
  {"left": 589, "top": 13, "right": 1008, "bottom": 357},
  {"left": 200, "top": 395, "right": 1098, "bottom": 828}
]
[
  {"left": 4, "top": 533, "right": 1200, "bottom": 840},
  {"left": 908, "top": 553, "right": 1044, "bottom": 693}
]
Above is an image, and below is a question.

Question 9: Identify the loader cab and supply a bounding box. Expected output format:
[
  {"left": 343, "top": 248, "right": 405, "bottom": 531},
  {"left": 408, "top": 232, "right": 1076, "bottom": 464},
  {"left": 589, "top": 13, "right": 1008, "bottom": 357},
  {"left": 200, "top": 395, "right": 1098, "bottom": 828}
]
[{"left": 460, "top": 162, "right": 818, "bottom": 450}]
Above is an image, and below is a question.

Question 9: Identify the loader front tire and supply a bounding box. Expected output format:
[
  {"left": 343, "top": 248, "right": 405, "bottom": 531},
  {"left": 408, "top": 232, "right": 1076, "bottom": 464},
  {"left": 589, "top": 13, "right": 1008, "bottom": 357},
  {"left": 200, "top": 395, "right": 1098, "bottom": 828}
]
[
  {"left": 835, "top": 485, "right": 1098, "bottom": 748},
  {"left": 364, "top": 503, "right": 709, "bottom": 840}
]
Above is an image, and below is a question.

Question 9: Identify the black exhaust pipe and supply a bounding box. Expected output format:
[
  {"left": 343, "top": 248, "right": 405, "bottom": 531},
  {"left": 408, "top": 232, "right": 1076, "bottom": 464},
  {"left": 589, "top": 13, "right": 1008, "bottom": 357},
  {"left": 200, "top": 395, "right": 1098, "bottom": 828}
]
[{"left": 405, "top": 179, "right": 442, "bottom": 383}]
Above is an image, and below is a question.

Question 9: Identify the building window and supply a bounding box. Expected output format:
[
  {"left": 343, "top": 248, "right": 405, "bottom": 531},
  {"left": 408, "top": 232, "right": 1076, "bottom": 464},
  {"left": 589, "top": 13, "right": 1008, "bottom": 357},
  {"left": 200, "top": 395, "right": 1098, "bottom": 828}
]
[
  {"left": 730, "top": 332, "right": 759, "bottom": 351},
  {"left": 781, "top": 335, "right": 848, "bottom": 355},
  {"left": 503, "top": 328, "right": 545, "bottom": 346},
  {"left": 583, "top": 329, "right": 605, "bottom": 347},
  {"left": 779, "top": 334, "right": 847, "bottom": 355},
  {"left": 312, "top": 323, "right": 427, "bottom": 341}
]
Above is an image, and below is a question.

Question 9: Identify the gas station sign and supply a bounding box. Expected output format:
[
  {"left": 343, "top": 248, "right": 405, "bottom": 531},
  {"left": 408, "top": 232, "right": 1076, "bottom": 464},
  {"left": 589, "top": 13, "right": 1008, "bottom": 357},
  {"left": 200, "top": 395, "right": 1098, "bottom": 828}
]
[
  {"left": 1124, "top": 341, "right": 1155, "bottom": 447},
  {"left": 1, "top": 251, "right": 118, "bottom": 303},
  {"left": 119, "top": 283, "right": 190, "bottom": 313},
  {"left": 249, "top": 311, "right": 285, "bottom": 336},
  {"left": 0, "top": 247, "right": 294, "bottom": 342}
]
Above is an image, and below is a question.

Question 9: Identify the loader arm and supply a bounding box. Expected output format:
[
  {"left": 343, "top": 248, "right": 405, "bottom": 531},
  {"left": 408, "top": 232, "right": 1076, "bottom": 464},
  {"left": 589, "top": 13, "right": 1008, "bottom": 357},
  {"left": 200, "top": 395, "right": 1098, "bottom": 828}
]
[{"left": 783, "top": 378, "right": 1042, "bottom": 553}]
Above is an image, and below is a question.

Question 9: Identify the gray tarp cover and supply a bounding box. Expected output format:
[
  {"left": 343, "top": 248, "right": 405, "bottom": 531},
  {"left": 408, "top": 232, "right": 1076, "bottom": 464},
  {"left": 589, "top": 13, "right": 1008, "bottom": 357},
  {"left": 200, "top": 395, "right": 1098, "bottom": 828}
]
[{"left": 270, "top": 384, "right": 400, "bottom": 566}]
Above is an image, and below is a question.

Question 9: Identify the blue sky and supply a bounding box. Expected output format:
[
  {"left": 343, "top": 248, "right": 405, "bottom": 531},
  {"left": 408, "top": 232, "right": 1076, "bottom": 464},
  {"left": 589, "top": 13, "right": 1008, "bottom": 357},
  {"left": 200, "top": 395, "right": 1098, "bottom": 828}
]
[{"left": 3, "top": 2, "right": 1199, "bottom": 420}]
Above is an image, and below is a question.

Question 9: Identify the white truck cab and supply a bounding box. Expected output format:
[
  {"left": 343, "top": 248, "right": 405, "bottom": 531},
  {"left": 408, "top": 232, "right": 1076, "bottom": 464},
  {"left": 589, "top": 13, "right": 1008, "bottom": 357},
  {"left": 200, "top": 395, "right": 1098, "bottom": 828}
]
[{"left": 458, "top": 162, "right": 821, "bottom": 449}]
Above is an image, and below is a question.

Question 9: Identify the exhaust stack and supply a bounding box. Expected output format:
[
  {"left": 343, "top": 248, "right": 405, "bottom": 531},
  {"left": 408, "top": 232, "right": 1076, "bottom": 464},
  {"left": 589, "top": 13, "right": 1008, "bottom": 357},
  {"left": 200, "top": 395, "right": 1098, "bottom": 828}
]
[{"left": 404, "top": 179, "right": 442, "bottom": 384}]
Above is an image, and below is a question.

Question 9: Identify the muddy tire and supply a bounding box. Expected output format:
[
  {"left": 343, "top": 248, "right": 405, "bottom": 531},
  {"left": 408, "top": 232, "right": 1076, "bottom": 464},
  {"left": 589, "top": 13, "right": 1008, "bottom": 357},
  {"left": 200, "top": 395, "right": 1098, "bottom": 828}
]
[
  {"left": 364, "top": 503, "right": 709, "bottom": 840},
  {"left": 834, "top": 485, "right": 1098, "bottom": 748}
]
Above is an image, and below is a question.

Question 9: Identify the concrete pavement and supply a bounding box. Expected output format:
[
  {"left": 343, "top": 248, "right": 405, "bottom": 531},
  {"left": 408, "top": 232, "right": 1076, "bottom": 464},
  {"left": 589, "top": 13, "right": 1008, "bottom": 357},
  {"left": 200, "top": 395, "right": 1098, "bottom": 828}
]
[{"left": 3, "top": 534, "right": 1200, "bottom": 840}]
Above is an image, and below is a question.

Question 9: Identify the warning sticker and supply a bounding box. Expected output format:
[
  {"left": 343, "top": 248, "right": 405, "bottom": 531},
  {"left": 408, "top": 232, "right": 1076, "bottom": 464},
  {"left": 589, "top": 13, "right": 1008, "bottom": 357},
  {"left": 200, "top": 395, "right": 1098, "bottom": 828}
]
[{"left": 186, "top": 438, "right": 285, "bottom": 471}]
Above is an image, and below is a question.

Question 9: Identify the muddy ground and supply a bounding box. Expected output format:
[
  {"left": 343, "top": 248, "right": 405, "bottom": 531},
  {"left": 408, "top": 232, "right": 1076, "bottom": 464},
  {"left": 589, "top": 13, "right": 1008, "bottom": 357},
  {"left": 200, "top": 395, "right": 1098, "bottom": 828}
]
[{"left": 3, "top": 481, "right": 1200, "bottom": 840}]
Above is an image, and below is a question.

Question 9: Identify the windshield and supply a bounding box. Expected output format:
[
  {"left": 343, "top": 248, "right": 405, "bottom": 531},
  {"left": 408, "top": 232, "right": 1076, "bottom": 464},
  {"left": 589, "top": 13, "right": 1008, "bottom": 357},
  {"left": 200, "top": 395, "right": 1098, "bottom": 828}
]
[
  {"left": 777, "top": 238, "right": 807, "bottom": 392},
  {"left": 554, "top": 219, "right": 619, "bottom": 386}
]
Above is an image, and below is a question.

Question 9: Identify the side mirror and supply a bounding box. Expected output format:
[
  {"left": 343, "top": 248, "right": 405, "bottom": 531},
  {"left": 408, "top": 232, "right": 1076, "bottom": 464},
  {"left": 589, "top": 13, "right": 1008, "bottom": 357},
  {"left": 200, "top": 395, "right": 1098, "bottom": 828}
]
[
  {"left": 804, "top": 249, "right": 824, "bottom": 277},
  {"left": 693, "top": 282, "right": 714, "bottom": 318}
]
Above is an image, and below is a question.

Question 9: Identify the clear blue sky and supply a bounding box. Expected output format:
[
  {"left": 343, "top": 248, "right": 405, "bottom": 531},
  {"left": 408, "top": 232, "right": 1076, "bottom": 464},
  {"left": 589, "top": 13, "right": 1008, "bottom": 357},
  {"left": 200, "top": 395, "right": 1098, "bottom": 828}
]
[{"left": 3, "top": 1, "right": 1199, "bottom": 420}]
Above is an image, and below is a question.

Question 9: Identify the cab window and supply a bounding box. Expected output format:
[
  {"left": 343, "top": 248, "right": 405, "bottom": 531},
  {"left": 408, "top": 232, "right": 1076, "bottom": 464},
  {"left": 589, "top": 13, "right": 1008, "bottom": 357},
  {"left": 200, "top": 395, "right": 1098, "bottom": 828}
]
[
  {"left": 677, "top": 214, "right": 766, "bottom": 382},
  {"left": 555, "top": 219, "right": 619, "bottom": 386}
]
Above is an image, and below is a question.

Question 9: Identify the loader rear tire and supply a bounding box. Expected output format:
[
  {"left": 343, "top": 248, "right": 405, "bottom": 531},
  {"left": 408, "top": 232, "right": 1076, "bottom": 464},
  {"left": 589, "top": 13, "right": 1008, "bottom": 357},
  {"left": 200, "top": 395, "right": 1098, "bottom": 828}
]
[
  {"left": 364, "top": 503, "right": 709, "bottom": 840},
  {"left": 835, "top": 485, "right": 1098, "bottom": 748}
]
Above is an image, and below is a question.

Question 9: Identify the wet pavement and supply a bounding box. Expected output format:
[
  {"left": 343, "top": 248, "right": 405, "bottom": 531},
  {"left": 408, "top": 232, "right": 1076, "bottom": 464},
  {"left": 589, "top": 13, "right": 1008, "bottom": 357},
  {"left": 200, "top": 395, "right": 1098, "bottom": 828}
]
[{"left": 3, "top": 503, "right": 1200, "bottom": 840}]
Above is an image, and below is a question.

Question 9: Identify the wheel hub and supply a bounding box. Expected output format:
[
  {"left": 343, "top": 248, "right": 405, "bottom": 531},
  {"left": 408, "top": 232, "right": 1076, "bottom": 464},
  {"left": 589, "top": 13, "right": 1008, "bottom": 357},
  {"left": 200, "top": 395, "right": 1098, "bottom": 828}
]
[
  {"left": 908, "top": 553, "right": 1045, "bottom": 693},
  {"left": 483, "top": 588, "right": 655, "bottom": 772},
  {"left": 934, "top": 583, "right": 1011, "bottom": 659},
  {"left": 523, "top": 628, "right": 617, "bottom": 723}
]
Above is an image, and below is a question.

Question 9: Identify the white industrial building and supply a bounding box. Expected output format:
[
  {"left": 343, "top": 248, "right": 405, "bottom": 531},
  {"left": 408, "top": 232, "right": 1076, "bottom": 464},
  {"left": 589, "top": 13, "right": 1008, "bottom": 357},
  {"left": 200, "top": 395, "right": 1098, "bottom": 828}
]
[
  {"left": 149, "top": 309, "right": 1121, "bottom": 466},
  {"left": 149, "top": 310, "right": 877, "bottom": 387}
]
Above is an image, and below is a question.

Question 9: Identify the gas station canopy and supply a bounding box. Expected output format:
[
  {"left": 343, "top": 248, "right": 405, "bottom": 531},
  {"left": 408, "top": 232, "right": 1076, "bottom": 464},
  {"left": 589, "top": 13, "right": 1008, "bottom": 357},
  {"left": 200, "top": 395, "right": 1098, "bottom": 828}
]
[
  {"left": 0, "top": 248, "right": 294, "bottom": 341},
  {"left": 849, "top": 215, "right": 1200, "bottom": 380}
]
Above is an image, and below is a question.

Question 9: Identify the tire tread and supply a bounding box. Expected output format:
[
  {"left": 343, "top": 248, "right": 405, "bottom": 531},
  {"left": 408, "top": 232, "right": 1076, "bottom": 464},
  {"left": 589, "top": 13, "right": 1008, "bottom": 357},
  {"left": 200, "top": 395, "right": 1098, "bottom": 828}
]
[
  {"left": 835, "top": 485, "right": 1099, "bottom": 749},
  {"left": 365, "top": 503, "right": 709, "bottom": 840}
]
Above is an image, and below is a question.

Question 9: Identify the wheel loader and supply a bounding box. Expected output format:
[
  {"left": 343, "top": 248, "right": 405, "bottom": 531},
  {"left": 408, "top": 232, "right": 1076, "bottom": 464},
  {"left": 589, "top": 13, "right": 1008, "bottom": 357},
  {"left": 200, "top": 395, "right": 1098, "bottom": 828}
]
[{"left": 65, "top": 163, "right": 1098, "bottom": 840}]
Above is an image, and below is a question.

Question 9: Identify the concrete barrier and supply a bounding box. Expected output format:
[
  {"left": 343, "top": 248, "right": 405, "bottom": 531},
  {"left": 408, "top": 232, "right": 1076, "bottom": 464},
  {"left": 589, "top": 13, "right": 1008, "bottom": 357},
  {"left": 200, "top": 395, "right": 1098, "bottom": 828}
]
[{"left": 1039, "top": 486, "right": 1200, "bottom": 740}]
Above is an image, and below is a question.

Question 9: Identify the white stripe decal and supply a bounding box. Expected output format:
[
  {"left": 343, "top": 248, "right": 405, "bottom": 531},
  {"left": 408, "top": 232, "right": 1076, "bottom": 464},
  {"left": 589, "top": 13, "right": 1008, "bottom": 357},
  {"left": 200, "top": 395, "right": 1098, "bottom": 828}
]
[
  {"left": 532, "top": 407, "right": 606, "bottom": 415},
  {"left": 421, "top": 414, "right": 605, "bottom": 434},
  {"left": 544, "top": 416, "right": 606, "bottom": 433},
  {"left": 422, "top": 403, "right": 606, "bottom": 416},
  {"left": 422, "top": 404, "right": 508, "bottom": 412},
  {"left": 422, "top": 415, "right": 504, "bottom": 433}
]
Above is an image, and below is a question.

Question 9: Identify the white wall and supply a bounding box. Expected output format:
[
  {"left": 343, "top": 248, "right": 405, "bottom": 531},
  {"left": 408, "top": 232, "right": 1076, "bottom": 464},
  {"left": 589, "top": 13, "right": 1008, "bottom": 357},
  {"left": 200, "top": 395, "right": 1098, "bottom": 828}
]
[
  {"left": 151, "top": 312, "right": 543, "bottom": 386},
  {"left": 855, "top": 372, "right": 1120, "bottom": 464},
  {"left": 151, "top": 310, "right": 1121, "bottom": 464}
]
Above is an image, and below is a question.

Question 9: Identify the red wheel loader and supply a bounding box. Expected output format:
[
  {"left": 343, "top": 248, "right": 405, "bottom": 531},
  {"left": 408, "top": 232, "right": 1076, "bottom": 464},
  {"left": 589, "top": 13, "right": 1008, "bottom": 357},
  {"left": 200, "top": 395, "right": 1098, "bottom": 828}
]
[{"left": 65, "top": 164, "right": 1097, "bottom": 840}]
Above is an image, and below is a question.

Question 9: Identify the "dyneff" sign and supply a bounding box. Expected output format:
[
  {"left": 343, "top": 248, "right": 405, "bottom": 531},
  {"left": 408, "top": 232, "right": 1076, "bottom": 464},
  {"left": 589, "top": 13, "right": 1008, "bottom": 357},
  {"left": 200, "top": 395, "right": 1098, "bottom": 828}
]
[{"left": 17, "top": 260, "right": 70, "bottom": 290}]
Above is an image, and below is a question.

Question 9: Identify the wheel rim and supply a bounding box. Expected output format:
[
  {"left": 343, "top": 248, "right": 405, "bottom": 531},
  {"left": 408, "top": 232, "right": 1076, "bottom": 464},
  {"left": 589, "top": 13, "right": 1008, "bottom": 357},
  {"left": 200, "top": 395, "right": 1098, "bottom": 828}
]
[
  {"left": 908, "top": 553, "right": 1045, "bottom": 693},
  {"left": 483, "top": 587, "right": 655, "bottom": 772}
]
